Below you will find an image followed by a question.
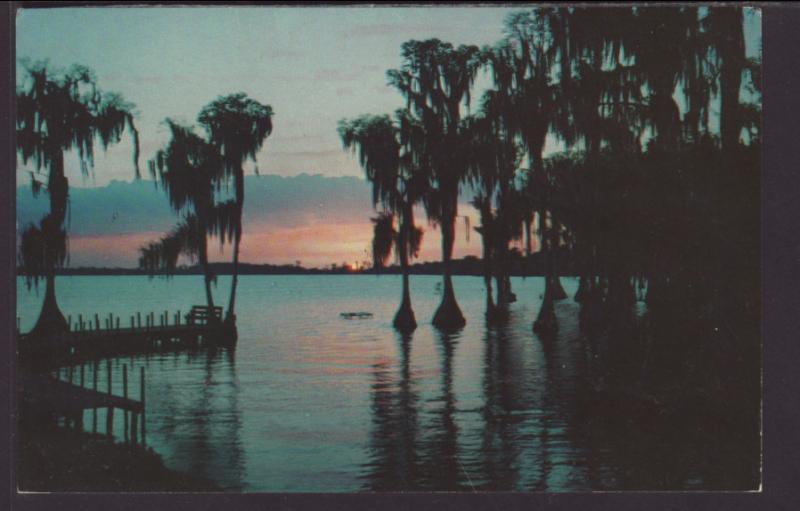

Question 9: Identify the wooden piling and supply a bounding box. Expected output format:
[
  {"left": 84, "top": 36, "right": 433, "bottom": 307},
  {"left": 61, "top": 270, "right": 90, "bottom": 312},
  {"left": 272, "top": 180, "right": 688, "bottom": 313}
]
[
  {"left": 95, "top": 314, "right": 100, "bottom": 330},
  {"left": 92, "top": 360, "right": 98, "bottom": 434},
  {"left": 80, "top": 363, "right": 85, "bottom": 387},
  {"left": 106, "top": 361, "right": 114, "bottom": 437},
  {"left": 140, "top": 366, "right": 146, "bottom": 446},
  {"left": 67, "top": 315, "right": 72, "bottom": 331},
  {"left": 79, "top": 314, "right": 83, "bottom": 331},
  {"left": 123, "top": 364, "right": 129, "bottom": 443},
  {"left": 68, "top": 365, "right": 73, "bottom": 384},
  {"left": 137, "top": 312, "right": 141, "bottom": 329},
  {"left": 131, "top": 412, "right": 138, "bottom": 445},
  {"left": 116, "top": 317, "right": 120, "bottom": 330}
]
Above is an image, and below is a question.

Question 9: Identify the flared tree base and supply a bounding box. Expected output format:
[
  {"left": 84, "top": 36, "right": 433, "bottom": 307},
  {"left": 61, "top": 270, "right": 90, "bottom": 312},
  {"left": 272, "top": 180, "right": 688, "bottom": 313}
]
[
  {"left": 393, "top": 301, "right": 417, "bottom": 333},
  {"left": 533, "top": 300, "right": 558, "bottom": 338},
  {"left": 485, "top": 301, "right": 509, "bottom": 326},
  {"left": 432, "top": 294, "right": 466, "bottom": 332},
  {"left": 214, "top": 317, "right": 238, "bottom": 347},
  {"left": 574, "top": 275, "right": 589, "bottom": 303},
  {"left": 579, "top": 293, "right": 606, "bottom": 336},
  {"left": 28, "top": 310, "right": 69, "bottom": 339},
  {"left": 552, "top": 277, "right": 568, "bottom": 301},
  {"left": 28, "top": 281, "right": 69, "bottom": 339},
  {"left": 498, "top": 290, "right": 517, "bottom": 304}
]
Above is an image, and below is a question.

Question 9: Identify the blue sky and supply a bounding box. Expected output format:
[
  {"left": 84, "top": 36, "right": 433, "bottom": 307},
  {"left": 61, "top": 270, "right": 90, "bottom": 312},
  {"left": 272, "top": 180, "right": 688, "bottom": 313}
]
[
  {"left": 16, "top": 6, "right": 761, "bottom": 189},
  {"left": 16, "top": 6, "right": 523, "bottom": 188}
]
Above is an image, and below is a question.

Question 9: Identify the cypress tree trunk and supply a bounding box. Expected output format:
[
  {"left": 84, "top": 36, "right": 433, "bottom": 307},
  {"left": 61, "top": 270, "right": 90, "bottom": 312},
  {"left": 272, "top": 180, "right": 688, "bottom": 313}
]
[
  {"left": 30, "top": 153, "right": 69, "bottom": 338},
  {"left": 550, "top": 217, "right": 568, "bottom": 300},
  {"left": 226, "top": 172, "right": 244, "bottom": 325},
  {"left": 718, "top": 7, "right": 745, "bottom": 153},
  {"left": 432, "top": 198, "right": 466, "bottom": 331},
  {"left": 393, "top": 209, "right": 417, "bottom": 332},
  {"left": 30, "top": 274, "right": 69, "bottom": 337},
  {"left": 574, "top": 273, "right": 589, "bottom": 303},
  {"left": 534, "top": 209, "right": 557, "bottom": 337},
  {"left": 478, "top": 203, "right": 498, "bottom": 323},
  {"left": 199, "top": 232, "right": 215, "bottom": 312}
]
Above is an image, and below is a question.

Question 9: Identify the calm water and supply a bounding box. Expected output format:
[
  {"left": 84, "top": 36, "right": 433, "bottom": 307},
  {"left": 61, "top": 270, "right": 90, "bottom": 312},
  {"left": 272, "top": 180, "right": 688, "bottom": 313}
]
[{"left": 17, "top": 275, "right": 745, "bottom": 491}]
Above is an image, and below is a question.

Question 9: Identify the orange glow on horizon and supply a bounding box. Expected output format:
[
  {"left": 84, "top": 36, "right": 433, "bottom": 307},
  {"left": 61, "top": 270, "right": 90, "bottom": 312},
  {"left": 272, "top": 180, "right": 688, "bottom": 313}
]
[{"left": 62, "top": 206, "right": 506, "bottom": 268}]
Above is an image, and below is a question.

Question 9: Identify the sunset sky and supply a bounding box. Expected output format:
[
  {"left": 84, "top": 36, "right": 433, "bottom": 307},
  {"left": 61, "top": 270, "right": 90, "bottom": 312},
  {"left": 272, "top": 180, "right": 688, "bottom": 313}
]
[{"left": 15, "top": 6, "right": 761, "bottom": 269}]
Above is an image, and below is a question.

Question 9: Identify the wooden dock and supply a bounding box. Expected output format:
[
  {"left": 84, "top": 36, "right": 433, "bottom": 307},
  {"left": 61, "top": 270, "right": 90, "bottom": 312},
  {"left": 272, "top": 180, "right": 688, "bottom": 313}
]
[
  {"left": 18, "top": 307, "right": 236, "bottom": 367},
  {"left": 19, "top": 362, "right": 147, "bottom": 446}
]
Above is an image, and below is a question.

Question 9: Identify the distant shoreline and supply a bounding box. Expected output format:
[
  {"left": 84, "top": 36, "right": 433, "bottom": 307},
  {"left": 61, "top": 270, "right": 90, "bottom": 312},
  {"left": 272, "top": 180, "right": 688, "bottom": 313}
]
[{"left": 16, "top": 253, "right": 578, "bottom": 278}]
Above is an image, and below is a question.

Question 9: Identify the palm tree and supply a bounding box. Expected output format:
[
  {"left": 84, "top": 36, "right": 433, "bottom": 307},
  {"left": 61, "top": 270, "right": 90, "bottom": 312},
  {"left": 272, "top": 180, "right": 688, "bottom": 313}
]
[
  {"left": 198, "top": 93, "right": 273, "bottom": 325},
  {"left": 338, "top": 113, "right": 425, "bottom": 332},
  {"left": 140, "top": 120, "right": 232, "bottom": 313},
  {"left": 17, "top": 62, "right": 139, "bottom": 337},
  {"left": 388, "top": 39, "right": 483, "bottom": 331}
]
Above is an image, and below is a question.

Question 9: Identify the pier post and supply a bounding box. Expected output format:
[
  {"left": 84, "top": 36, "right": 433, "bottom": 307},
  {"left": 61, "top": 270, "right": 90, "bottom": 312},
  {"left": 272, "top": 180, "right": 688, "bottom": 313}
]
[
  {"left": 106, "top": 361, "right": 114, "bottom": 437},
  {"left": 80, "top": 363, "right": 84, "bottom": 387},
  {"left": 67, "top": 315, "right": 71, "bottom": 331},
  {"left": 131, "top": 412, "right": 138, "bottom": 445},
  {"left": 92, "top": 360, "right": 98, "bottom": 434},
  {"left": 131, "top": 316, "right": 134, "bottom": 329},
  {"left": 137, "top": 312, "right": 141, "bottom": 329},
  {"left": 123, "top": 364, "right": 129, "bottom": 443},
  {"left": 95, "top": 314, "right": 100, "bottom": 330},
  {"left": 68, "top": 365, "right": 73, "bottom": 384},
  {"left": 140, "top": 366, "right": 146, "bottom": 446},
  {"left": 79, "top": 314, "right": 83, "bottom": 331},
  {"left": 116, "top": 317, "right": 120, "bottom": 330}
]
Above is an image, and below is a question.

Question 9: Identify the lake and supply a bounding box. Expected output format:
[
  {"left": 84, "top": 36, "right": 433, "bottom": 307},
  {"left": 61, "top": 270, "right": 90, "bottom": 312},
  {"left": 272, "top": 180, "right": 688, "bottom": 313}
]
[{"left": 17, "top": 274, "right": 751, "bottom": 491}]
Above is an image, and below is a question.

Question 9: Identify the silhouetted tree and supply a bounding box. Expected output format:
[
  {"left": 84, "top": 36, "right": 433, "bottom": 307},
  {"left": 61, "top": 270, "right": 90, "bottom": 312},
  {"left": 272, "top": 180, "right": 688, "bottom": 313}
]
[
  {"left": 338, "top": 113, "right": 425, "bottom": 332},
  {"left": 198, "top": 93, "right": 273, "bottom": 325},
  {"left": 388, "top": 39, "right": 483, "bottom": 331},
  {"left": 139, "top": 120, "right": 234, "bottom": 313},
  {"left": 464, "top": 95, "right": 522, "bottom": 322},
  {"left": 17, "top": 62, "right": 139, "bottom": 336}
]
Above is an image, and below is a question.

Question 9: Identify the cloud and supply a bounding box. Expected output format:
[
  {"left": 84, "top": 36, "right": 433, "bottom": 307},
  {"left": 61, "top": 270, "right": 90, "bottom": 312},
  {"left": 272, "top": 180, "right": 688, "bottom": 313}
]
[{"left": 17, "top": 173, "right": 486, "bottom": 268}]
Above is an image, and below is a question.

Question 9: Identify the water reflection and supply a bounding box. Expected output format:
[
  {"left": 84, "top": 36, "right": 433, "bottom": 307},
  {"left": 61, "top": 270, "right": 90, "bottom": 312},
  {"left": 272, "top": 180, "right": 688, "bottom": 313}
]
[
  {"left": 148, "top": 346, "right": 244, "bottom": 490},
  {"left": 361, "top": 333, "right": 420, "bottom": 490},
  {"left": 19, "top": 275, "right": 759, "bottom": 491},
  {"left": 421, "top": 330, "right": 461, "bottom": 490}
]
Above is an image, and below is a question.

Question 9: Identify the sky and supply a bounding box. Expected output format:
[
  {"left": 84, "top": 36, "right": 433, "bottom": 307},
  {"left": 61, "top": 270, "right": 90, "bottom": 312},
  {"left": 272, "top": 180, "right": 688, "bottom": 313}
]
[
  {"left": 15, "top": 6, "right": 762, "bottom": 269},
  {"left": 16, "top": 6, "right": 523, "bottom": 186},
  {"left": 15, "top": 6, "right": 524, "bottom": 267}
]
